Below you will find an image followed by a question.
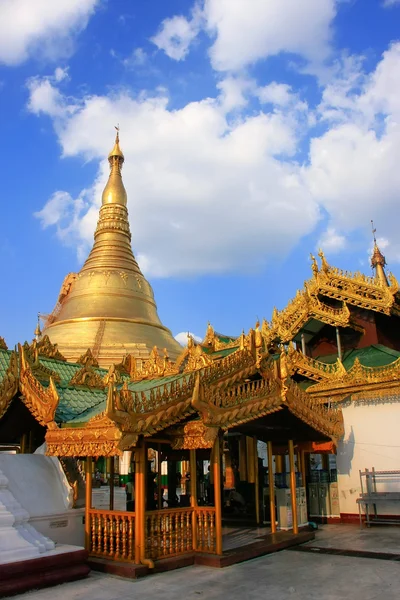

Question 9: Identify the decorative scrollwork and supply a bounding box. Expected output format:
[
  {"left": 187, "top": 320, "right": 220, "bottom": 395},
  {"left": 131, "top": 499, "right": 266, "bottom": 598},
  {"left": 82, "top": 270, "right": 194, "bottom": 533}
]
[
  {"left": 19, "top": 344, "right": 59, "bottom": 426},
  {"left": 0, "top": 351, "right": 19, "bottom": 419}
]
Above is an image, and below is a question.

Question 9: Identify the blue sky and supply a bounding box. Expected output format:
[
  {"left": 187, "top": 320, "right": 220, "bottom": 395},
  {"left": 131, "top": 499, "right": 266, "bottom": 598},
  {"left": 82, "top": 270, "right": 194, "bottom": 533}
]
[{"left": 1, "top": 0, "right": 400, "bottom": 347}]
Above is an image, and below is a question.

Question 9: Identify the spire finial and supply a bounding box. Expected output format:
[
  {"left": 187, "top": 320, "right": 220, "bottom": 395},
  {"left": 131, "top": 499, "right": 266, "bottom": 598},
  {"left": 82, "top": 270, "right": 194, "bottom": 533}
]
[
  {"left": 102, "top": 127, "right": 127, "bottom": 205},
  {"left": 370, "top": 220, "right": 388, "bottom": 286},
  {"left": 371, "top": 219, "right": 377, "bottom": 244},
  {"left": 34, "top": 313, "right": 42, "bottom": 342}
]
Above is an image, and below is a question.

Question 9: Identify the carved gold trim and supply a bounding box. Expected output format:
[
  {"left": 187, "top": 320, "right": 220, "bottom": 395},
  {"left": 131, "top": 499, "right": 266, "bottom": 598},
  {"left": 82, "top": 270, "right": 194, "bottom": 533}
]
[
  {"left": 307, "top": 355, "right": 400, "bottom": 401},
  {"left": 77, "top": 348, "right": 99, "bottom": 367},
  {"left": 262, "top": 251, "right": 398, "bottom": 345},
  {"left": 0, "top": 337, "right": 8, "bottom": 350},
  {"left": 131, "top": 346, "right": 179, "bottom": 381},
  {"left": 46, "top": 415, "right": 123, "bottom": 457},
  {"left": 168, "top": 420, "right": 219, "bottom": 450},
  {"left": 0, "top": 351, "right": 19, "bottom": 419},
  {"left": 69, "top": 362, "right": 105, "bottom": 389},
  {"left": 19, "top": 344, "right": 59, "bottom": 426},
  {"left": 285, "top": 380, "right": 344, "bottom": 440},
  {"left": 35, "top": 335, "right": 66, "bottom": 361},
  {"left": 286, "top": 342, "right": 346, "bottom": 382}
]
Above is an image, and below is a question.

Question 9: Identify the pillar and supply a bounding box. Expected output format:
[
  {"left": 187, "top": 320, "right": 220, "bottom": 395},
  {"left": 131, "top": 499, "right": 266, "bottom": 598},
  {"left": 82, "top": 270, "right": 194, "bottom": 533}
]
[
  {"left": 288, "top": 440, "right": 298, "bottom": 534},
  {"left": 213, "top": 436, "right": 223, "bottom": 555},
  {"left": 275, "top": 455, "right": 284, "bottom": 473},
  {"left": 190, "top": 449, "right": 198, "bottom": 551},
  {"left": 301, "top": 332, "right": 306, "bottom": 355},
  {"left": 85, "top": 457, "right": 93, "bottom": 552},
  {"left": 134, "top": 445, "right": 146, "bottom": 563},
  {"left": 267, "top": 441, "right": 277, "bottom": 534},
  {"left": 336, "top": 327, "right": 342, "bottom": 361}
]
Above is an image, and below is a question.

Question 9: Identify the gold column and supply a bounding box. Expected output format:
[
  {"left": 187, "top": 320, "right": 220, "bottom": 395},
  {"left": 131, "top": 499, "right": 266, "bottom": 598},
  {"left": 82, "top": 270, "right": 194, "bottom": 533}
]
[
  {"left": 267, "top": 441, "right": 277, "bottom": 534},
  {"left": 213, "top": 436, "right": 223, "bottom": 555},
  {"left": 275, "top": 455, "right": 284, "bottom": 473},
  {"left": 85, "top": 457, "right": 92, "bottom": 552},
  {"left": 108, "top": 457, "right": 115, "bottom": 511},
  {"left": 288, "top": 440, "right": 298, "bottom": 534},
  {"left": 134, "top": 448, "right": 142, "bottom": 563},
  {"left": 190, "top": 449, "right": 198, "bottom": 551}
]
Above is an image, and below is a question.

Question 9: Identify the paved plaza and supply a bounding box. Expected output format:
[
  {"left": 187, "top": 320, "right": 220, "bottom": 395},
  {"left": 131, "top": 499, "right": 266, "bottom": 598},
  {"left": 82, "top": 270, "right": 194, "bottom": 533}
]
[{"left": 9, "top": 525, "right": 400, "bottom": 600}]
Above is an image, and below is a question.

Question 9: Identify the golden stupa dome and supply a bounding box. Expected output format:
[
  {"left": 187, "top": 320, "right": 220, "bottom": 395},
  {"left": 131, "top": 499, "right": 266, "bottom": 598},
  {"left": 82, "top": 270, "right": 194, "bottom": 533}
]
[{"left": 42, "top": 129, "right": 181, "bottom": 367}]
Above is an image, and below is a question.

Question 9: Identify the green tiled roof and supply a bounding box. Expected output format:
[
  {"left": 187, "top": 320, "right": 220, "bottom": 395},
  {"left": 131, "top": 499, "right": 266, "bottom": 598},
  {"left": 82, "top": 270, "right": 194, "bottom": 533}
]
[
  {"left": 0, "top": 349, "right": 12, "bottom": 379},
  {"left": 208, "top": 347, "right": 239, "bottom": 359},
  {"left": 39, "top": 356, "right": 108, "bottom": 385},
  {"left": 316, "top": 344, "right": 400, "bottom": 369},
  {"left": 55, "top": 386, "right": 106, "bottom": 423}
]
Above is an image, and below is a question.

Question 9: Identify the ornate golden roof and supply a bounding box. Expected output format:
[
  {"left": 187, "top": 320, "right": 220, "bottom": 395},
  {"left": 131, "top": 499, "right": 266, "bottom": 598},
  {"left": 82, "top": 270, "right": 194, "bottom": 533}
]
[
  {"left": 42, "top": 131, "right": 181, "bottom": 367},
  {"left": 262, "top": 250, "right": 399, "bottom": 345}
]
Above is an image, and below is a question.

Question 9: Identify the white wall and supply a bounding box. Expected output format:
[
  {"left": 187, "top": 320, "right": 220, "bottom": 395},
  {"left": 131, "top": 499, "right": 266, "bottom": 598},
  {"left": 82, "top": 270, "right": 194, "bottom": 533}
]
[{"left": 337, "top": 400, "right": 400, "bottom": 515}]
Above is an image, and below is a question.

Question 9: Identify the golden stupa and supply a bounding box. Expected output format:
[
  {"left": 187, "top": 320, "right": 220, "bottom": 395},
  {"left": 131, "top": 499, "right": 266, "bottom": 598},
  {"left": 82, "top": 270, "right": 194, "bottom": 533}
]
[{"left": 43, "top": 130, "right": 181, "bottom": 367}]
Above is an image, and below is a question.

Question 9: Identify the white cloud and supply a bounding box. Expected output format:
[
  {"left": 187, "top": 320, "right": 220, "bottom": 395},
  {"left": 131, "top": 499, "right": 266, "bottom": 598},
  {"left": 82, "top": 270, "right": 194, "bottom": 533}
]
[
  {"left": 216, "top": 76, "right": 255, "bottom": 112},
  {"left": 317, "top": 226, "right": 347, "bottom": 253},
  {"left": 0, "top": 0, "right": 99, "bottom": 66},
  {"left": 382, "top": 0, "right": 400, "bottom": 6},
  {"left": 151, "top": 0, "right": 336, "bottom": 71},
  {"left": 256, "top": 83, "right": 293, "bottom": 107},
  {"left": 122, "top": 48, "right": 149, "bottom": 69},
  {"left": 204, "top": 0, "right": 336, "bottom": 71},
  {"left": 151, "top": 5, "right": 203, "bottom": 61},
  {"left": 306, "top": 43, "right": 400, "bottom": 263},
  {"left": 29, "top": 77, "right": 319, "bottom": 278},
  {"left": 174, "top": 332, "right": 202, "bottom": 346}
]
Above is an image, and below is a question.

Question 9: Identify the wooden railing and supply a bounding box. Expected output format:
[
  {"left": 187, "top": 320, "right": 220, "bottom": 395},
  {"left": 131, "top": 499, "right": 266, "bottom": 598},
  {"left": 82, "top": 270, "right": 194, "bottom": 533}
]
[
  {"left": 195, "top": 507, "right": 216, "bottom": 553},
  {"left": 88, "top": 506, "right": 217, "bottom": 563},
  {"left": 88, "top": 508, "right": 135, "bottom": 561},
  {"left": 145, "top": 507, "right": 193, "bottom": 559}
]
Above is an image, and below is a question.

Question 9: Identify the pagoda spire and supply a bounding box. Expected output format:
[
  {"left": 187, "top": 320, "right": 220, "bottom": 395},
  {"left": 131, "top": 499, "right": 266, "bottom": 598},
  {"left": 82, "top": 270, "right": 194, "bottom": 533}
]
[
  {"left": 81, "top": 128, "right": 139, "bottom": 274},
  {"left": 41, "top": 127, "right": 181, "bottom": 366},
  {"left": 370, "top": 220, "right": 389, "bottom": 286}
]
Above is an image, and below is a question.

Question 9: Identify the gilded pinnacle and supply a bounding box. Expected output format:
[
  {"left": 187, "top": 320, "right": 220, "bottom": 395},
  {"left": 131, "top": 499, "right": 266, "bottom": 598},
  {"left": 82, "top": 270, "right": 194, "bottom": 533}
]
[
  {"left": 370, "top": 221, "right": 388, "bottom": 286},
  {"left": 42, "top": 128, "right": 181, "bottom": 366}
]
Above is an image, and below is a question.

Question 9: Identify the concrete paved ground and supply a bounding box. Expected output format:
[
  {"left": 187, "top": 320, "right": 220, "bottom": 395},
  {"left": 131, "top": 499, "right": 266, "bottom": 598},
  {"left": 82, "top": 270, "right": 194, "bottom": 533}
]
[
  {"left": 304, "top": 523, "right": 400, "bottom": 554},
  {"left": 9, "top": 549, "right": 399, "bottom": 600}
]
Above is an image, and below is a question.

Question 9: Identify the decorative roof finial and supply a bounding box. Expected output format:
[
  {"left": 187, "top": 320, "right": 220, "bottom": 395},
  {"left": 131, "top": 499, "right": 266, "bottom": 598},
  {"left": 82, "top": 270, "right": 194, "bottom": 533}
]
[
  {"left": 370, "top": 220, "right": 388, "bottom": 286},
  {"left": 102, "top": 127, "right": 127, "bottom": 205},
  {"left": 34, "top": 313, "right": 42, "bottom": 342}
]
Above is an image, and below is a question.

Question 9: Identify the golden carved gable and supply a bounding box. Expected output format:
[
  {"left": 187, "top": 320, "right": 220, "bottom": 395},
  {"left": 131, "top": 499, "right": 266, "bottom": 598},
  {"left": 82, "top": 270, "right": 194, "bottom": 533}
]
[
  {"left": 0, "top": 337, "right": 8, "bottom": 350},
  {"left": 131, "top": 346, "right": 179, "bottom": 381},
  {"left": 0, "top": 351, "right": 19, "bottom": 419},
  {"left": 77, "top": 348, "right": 99, "bottom": 368},
  {"left": 22, "top": 341, "right": 61, "bottom": 383},
  {"left": 262, "top": 251, "right": 399, "bottom": 346},
  {"left": 69, "top": 362, "right": 105, "bottom": 389},
  {"left": 36, "top": 335, "right": 66, "bottom": 361},
  {"left": 19, "top": 344, "right": 59, "bottom": 426}
]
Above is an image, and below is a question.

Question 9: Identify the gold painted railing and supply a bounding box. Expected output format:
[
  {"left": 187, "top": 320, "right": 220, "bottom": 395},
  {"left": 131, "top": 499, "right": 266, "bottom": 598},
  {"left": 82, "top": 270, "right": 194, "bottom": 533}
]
[
  {"left": 145, "top": 507, "right": 193, "bottom": 559},
  {"left": 88, "top": 508, "right": 135, "bottom": 561},
  {"left": 195, "top": 507, "right": 216, "bottom": 553}
]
